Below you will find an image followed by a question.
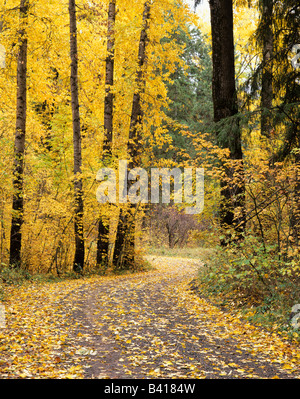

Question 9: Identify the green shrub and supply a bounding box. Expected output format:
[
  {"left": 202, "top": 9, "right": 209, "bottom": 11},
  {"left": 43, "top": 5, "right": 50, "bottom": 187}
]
[
  {"left": 0, "top": 264, "right": 32, "bottom": 285},
  {"left": 197, "top": 235, "right": 300, "bottom": 341}
]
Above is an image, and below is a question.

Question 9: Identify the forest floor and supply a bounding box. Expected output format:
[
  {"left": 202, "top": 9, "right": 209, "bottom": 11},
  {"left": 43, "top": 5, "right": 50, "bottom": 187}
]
[{"left": 0, "top": 256, "right": 299, "bottom": 379}]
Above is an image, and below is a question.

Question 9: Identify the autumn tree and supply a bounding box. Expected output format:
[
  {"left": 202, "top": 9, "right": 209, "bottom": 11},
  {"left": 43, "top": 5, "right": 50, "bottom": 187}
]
[
  {"left": 9, "top": 0, "right": 29, "bottom": 268},
  {"left": 113, "top": 1, "right": 151, "bottom": 269},
  {"left": 97, "top": 0, "right": 116, "bottom": 267},
  {"left": 69, "top": 0, "right": 85, "bottom": 272},
  {"left": 0, "top": 0, "right": 208, "bottom": 273}
]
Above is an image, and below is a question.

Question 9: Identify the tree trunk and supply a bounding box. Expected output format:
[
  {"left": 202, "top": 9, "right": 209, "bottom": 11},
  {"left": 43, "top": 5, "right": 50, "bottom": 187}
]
[
  {"left": 103, "top": 0, "right": 115, "bottom": 158},
  {"left": 209, "top": 0, "right": 245, "bottom": 243},
  {"left": 113, "top": 1, "right": 151, "bottom": 269},
  {"left": 97, "top": 0, "right": 116, "bottom": 267},
  {"left": 127, "top": 1, "right": 151, "bottom": 167},
  {"left": 260, "top": 0, "right": 274, "bottom": 138},
  {"left": 69, "top": 0, "right": 85, "bottom": 272},
  {"left": 9, "top": 0, "right": 29, "bottom": 268}
]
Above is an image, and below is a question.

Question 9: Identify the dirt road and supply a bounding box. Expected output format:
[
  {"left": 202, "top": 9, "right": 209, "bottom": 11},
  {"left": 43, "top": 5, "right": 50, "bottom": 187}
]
[{"left": 55, "top": 257, "right": 299, "bottom": 379}]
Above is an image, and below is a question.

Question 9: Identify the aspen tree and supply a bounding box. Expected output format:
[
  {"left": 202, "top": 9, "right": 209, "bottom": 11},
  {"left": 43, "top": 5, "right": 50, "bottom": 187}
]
[
  {"left": 69, "top": 0, "right": 85, "bottom": 271},
  {"left": 9, "top": 0, "right": 29, "bottom": 268},
  {"left": 97, "top": 0, "right": 116, "bottom": 267},
  {"left": 113, "top": 1, "right": 151, "bottom": 269}
]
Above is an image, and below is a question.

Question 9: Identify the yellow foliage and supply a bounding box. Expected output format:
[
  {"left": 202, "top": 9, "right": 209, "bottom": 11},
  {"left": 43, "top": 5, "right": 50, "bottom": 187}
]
[{"left": 0, "top": 0, "right": 197, "bottom": 272}]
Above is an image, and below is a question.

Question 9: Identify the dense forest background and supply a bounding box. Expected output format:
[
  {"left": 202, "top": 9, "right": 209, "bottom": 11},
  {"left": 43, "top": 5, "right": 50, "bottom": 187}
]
[{"left": 0, "top": 0, "right": 299, "bottom": 338}]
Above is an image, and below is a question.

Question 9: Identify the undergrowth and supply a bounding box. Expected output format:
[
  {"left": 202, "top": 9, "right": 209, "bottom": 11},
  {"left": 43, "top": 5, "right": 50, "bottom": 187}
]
[{"left": 196, "top": 235, "right": 300, "bottom": 343}]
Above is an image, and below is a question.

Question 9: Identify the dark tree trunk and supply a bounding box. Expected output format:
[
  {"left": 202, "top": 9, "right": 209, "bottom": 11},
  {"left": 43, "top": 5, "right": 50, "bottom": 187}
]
[
  {"left": 260, "top": 0, "right": 274, "bottom": 138},
  {"left": 209, "top": 0, "right": 245, "bottom": 243},
  {"left": 9, "top": 0, "right": 29, "bottom": 268},
  {"left": 127, "top": 1, "right": 151, "bottom": 167},
  {"left": 113, "top": 1, "right": 151, "bottom": 269},
  {"left": 69, "top": 0, "right": 85, "bottom": 272},
  {"left": 97, "top": 0, "right": 116, "bottom": 267},
  {"left": 103, "top": 0, "right": 115, "bottom": 158},
  {"left": 113, "top": 208, "right": 133, "bottom": 269}
]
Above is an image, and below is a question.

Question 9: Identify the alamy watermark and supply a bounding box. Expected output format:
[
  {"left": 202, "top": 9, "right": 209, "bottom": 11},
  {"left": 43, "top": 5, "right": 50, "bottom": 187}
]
[
  {"left": 0, "top": 44, "right": 5, "bottom": 69},
  {"left": 291, "top": 44, "right": 300, "bottom": 85},
  {"left": 290, "top": 304, "right": 300, "bottom": 330},
  {"left": 96, "top": 161, "right": 204, "bottom": 215},
  {"left": 0, "top": 304, "right": 6, "bottom": 328}
]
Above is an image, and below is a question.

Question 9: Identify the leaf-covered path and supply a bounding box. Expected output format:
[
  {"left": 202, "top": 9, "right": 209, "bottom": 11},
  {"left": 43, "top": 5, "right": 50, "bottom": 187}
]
[
  {"left": 1, "top": 257, "right": 299, "bottom": 379},
  {"left": 55, "top": 257, "right": 300, "bottom": 379}
]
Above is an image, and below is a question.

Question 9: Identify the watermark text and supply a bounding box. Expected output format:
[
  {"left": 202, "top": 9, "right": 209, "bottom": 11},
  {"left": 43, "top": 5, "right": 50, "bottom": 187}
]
[{"left": 96, "top": 161, "right": 204, "bottom": 215}]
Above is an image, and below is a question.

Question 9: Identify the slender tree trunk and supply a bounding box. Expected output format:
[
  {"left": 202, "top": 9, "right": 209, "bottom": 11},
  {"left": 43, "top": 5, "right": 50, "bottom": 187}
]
[
  {"left": 9, "top": 0, "right": 29, "bottom": 268},
  {"left": 113, "top": 1, "right": 151, "bottom": 269},
  {"left": 69, "top": 0, "right": 85, "bottom": 272},
  {"left": 209, "top": 0, "right": 245, "bottom": 243},
  {"left": 103, "top": 0, "right": 115, "bottom": 158},
  {"left": 97, "top": 0, "right": 116, "bottom": 267},
  {"left": 260, "top": 0, "right": 274, "bottom": 138},
  {"left": 127, "top": 1, "right": 151, "bottom": 167}
]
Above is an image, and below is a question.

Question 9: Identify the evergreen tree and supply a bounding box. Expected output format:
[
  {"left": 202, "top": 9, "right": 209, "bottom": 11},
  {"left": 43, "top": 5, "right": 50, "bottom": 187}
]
[
  {"left": 153, "top": 25, "right": 213, "bottom": 162},
  {"left": 249, "top": 0, "right": 300, "bottom": 159},
  {"left": 196, "top": 0, "right": 246, "bottom": 243}
]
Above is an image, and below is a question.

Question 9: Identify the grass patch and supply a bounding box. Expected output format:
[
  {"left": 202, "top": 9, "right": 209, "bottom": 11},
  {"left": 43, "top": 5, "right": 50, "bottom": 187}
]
[{"left": 146, "top": 246, "right": 214, "bottom": 260}]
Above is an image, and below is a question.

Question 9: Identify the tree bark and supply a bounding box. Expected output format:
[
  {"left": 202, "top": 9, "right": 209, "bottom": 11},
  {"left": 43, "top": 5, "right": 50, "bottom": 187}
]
[
  {"left": 103, "top": 0, "right": 115, "bottom": 158},
  {"left": 69, "top": 0, "right": 85, "bottom": 272},
  {"left": 260, "top": 0, "right": 274, "bottom": 138},
  {"left": 209, "top": 0, "right": 245, "bottom": 243},
  {"left": 113, "top": 1, "right": 151, "bottom": 269},
  {"left": 97, "top": 0, "right": 116, "bottom": 267},
  {"left": 9, "top": 0, "right": 29, "bottom": 268},
  {"left": 127, "top": 1, "right": 151, "bottom": 168}
]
